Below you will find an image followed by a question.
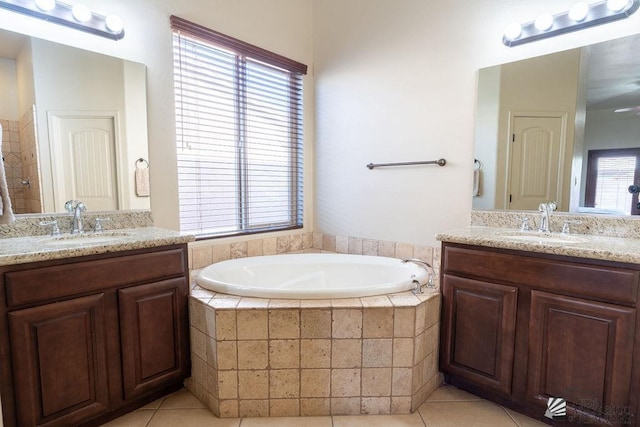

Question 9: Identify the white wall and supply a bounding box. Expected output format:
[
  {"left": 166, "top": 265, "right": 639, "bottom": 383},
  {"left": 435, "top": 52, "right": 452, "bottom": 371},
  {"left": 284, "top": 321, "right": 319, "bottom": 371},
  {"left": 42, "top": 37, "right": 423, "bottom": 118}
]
[
  {"left": 473, "top": 66, "right": 501, "bottom": 211},
  {"left": 0, "top": 0, "right": 637, "bottom": 245},
  {"left": 0, "top": 57, "right": 18, "bottom": 120},
  {"left": 313, "top": 0, "right": 640, "bottom": 246}
]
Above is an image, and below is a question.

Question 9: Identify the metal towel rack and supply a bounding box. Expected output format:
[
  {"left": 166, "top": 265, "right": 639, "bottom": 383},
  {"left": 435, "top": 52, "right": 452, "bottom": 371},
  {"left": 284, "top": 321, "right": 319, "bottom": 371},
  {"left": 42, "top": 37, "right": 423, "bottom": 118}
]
[{"left": 366, "top": 158, "right": 446, "bottom": 170}]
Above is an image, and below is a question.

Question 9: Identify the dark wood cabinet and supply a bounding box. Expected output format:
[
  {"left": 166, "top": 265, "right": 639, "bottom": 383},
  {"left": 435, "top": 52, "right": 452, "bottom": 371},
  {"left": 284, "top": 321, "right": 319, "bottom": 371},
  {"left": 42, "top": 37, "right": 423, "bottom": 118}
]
[
  {"left": 8, "top": 294, "right": 110, "bottom": 427},
  {"left": 440, "top": 275, "right": 518, "bottom": 396},
  {"left": 440, "top": 243, "right": 640, "bottom": 426},
  {"left": 527, "top": 290, "right": 635, "bottom": 424},
  {"left": 0, "top": 244, "right": 191, "bottom": 427},
  {"left": 119, "top": 278, "right": 189, "bottom": 401}
]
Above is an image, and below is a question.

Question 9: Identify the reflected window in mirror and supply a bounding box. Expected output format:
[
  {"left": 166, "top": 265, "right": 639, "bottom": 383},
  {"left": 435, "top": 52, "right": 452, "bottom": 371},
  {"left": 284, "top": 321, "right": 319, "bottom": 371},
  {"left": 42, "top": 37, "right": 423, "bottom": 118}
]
[{"left": 585, "top": 148, "right": 640, "bottom": 215}]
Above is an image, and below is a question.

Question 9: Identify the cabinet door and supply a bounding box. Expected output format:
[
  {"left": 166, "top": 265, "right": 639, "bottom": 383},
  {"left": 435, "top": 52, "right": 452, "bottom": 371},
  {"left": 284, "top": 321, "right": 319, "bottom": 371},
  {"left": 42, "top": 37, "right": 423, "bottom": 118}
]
[
  {"left": 8, "top": 293, "right": 109, "bottom": 427},
  {"left": 527, "top": 290, "right": 635, "bottom": 423},
  {"left": 118, "top": 278, "right": 189, "bottom": 400},
  {"left": 440, "top": 274, "right": 518, "bottom": 396}
]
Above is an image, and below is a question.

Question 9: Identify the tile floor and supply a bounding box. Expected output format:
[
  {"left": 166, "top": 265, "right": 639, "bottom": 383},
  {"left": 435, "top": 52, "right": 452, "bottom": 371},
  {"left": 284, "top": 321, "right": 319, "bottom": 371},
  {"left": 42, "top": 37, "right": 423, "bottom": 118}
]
[{"left": 104, "top": 385, "right": 549, "bottom": 427}]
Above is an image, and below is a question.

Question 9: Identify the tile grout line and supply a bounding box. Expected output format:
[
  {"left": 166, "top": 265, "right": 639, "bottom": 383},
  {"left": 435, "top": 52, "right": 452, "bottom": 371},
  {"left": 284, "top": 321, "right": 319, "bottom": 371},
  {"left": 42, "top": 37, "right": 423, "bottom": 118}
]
[{"left": 501, "top": 405, "right": 522, "bottom": 427}]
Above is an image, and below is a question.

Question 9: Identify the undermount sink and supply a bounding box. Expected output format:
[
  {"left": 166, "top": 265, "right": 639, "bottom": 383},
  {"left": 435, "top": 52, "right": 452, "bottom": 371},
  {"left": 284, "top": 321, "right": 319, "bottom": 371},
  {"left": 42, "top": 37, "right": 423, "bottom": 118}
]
[
  {"left": 42, "top": 232, "right": 131, "bottom": 247},
  {"left": 494, "top": 231, "right": 588, "bottom": 244}
]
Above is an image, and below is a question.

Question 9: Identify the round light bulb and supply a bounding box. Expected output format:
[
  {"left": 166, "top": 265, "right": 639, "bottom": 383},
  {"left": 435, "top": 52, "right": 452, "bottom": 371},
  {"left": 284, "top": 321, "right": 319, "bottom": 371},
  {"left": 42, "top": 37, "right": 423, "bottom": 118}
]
[
  {"left": 504, "top": 22, "right": 522, "bottom": 41},
  {"left": 534, "top": 13, "right": 554, "bottom": 31},
  {"left": 105, "top": 14, "right": 124, "bottom": 33},
  {"left": 34, "top": 0, "right": 56, "bottom": 12},
  {"left": 71, "top": 3, "right": 92, "bottom": 22},
  {"left": 568, "top": 2, "right": 589, "bottom": 21},
  {"left": 607, "top": 0, "right": 629, "bottom": 11}
]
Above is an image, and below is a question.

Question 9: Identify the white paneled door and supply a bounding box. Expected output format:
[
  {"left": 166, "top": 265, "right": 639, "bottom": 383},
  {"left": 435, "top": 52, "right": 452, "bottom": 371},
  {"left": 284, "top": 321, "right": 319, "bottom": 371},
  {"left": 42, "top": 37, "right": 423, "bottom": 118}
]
[
  {"left": 50, "top": 114, "right": 119, "bottom": 212},
  {"left": 508, "top": 115, "right": 565, "bottom": 211}
]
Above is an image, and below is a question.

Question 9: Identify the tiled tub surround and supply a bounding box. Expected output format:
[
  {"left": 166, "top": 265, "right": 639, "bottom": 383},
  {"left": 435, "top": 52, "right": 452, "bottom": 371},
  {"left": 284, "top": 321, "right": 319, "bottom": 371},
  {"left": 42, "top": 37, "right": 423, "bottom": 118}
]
[
  {"left": 186, "top": 232, "right": 442, "bottom": 417},
  {"left": 187, "top": 285, "right": 441, "bottom": 417}
]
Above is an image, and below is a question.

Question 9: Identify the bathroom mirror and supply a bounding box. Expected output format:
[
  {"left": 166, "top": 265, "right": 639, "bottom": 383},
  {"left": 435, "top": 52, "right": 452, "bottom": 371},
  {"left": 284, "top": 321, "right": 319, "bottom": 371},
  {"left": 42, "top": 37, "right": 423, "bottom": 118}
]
[
  {"left": 473, "top": 32, "right": 640, "bottom": 215},
  {"left": 0, "top": 28, "right": 150, "bottom": 215}
]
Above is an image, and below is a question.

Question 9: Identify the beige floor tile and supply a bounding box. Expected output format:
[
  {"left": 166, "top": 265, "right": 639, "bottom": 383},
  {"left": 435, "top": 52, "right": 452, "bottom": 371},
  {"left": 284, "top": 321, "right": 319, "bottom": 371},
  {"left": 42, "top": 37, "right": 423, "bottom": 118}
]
[
  {"left": 503, "top": 407, "right": 549, "bottom": 427},
  {"left": 148, "top": 409, "right": 240, "bottom": 426},
  {"left": 419, "top": 400, "right": 517, "bottom": 427},
  {"left": 101, "top": 409, "right": 155, "bottom": 426},
  {"left": 424, "top": 384, "right": 483, "bottom": 402},
  {"left": 333, "top": 413, "right": 426, "bottom": 427},
  {"left": 240, "top": 416, "right": 332, "bottom": 426},
  {"left": 140, "top": 397, "right": 165, "bottom": 410},
  {"left": 158, "top": 388, "right": 207, "bottom": 409}
]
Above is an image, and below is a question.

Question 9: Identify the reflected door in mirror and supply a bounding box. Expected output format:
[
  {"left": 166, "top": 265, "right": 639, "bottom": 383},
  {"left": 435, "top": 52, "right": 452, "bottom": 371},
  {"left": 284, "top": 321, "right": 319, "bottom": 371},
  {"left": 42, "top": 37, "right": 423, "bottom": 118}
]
[
  {"left": 51, "top": 116, "right": 118, "bottom": 211},
  {"left": 508, "top": 115, "right": 565, "bottom": 210}
]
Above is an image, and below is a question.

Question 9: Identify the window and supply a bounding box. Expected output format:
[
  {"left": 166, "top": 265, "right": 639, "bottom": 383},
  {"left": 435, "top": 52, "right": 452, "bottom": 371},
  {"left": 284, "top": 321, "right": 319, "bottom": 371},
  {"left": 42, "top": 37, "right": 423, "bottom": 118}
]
[
  {"left": 585, "top": 148, "right": 640, "bottom": 215},
  {"left": 171, "top": 16, "right": 307, "bottom": 237}
]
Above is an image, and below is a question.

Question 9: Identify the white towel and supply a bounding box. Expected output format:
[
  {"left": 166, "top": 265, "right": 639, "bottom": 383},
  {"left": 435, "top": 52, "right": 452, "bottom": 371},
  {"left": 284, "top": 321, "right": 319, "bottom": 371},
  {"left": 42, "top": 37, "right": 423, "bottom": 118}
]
[
  {"left": 0, "top": 124, "right": 15, "bottom": 224},
  {"left": 472, "top": 168, "right": 481, "bottom": 197},
  {"left": 135, "top": 166, "right": 150, "bottom": 197}
]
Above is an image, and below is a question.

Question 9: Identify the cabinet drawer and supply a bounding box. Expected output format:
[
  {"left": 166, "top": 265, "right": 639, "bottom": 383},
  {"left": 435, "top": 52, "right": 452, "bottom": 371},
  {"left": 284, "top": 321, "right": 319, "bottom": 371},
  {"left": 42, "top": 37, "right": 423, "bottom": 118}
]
[
  {"left": 4, "top": 247, "right": 186, "bottom": 307},
  {"left": 443, "top": 245, "right": 639, "bottom": 305}
]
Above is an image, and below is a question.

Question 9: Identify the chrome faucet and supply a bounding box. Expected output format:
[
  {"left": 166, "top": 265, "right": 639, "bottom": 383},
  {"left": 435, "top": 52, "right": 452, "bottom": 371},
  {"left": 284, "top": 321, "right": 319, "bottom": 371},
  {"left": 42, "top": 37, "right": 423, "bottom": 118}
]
[
  {"left": 65, "top": 200, "right": 87, "bottom": 234},
  {"left": 402, "top": 258, "right": 435, "bottom": 292},
  {"left": 538, "top": 202, "right": 557, "bottom": 233}
]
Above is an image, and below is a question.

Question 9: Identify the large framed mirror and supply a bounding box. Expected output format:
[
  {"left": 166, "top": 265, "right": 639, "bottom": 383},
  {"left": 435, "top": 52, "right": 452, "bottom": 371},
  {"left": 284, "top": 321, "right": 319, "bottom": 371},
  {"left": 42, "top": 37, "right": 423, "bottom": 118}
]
[
  {"left": 0, "top": 28, "right": 150, "bottom": 215},
  {"left": 473, "top": 33, "right": 640, "bottom": 216}
]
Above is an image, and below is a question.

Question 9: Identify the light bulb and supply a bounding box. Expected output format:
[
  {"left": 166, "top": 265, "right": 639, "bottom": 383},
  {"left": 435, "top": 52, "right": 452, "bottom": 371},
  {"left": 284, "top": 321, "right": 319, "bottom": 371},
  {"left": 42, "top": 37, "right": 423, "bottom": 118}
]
[
  {"left": 34, "top": 0, "right": 56, "bottom": 12},
  {"left": 71, "top": 3, "right": 92, "bottom": 22},
  {"left": 607, "top": 0, "right": 629, "bottom": 11},
  {"left": 504, "top": 22, "right": 522, "bottom": 41},
  {"left": 568, "top": 2, "right": 589, "bottom": 21},
  {"left": 105, "top": 14, "right": 124, "bottom": 33},
  {"left": 534, "top": 13, "right": 554, "bottom": 31}
]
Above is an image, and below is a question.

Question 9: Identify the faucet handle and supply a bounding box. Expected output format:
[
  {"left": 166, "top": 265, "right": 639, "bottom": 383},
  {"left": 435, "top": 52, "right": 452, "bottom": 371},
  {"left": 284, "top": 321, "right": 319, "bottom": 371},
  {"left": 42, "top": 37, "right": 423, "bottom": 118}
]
[
  {"left": 39, "top": 220, "right": 61, "bottom": 236},
  {"left": 561, "top": 220, "right": 583, "bottom": 234},
  {"left": 94, "top": 217, "right": 111, "bottom": 233},
  {"left": 520, "top": 216, "right": 532, "bottom": 231}
]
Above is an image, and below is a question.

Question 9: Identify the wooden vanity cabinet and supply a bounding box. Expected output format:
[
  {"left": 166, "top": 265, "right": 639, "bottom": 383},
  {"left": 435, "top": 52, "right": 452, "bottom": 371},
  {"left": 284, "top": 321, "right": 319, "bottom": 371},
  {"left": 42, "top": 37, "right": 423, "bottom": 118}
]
[
  {"left": 440, "top": 243, "right": 640, "bottom": 426},
  {"left": 0, "top": 244, "right": 191, "bottom": 427}
]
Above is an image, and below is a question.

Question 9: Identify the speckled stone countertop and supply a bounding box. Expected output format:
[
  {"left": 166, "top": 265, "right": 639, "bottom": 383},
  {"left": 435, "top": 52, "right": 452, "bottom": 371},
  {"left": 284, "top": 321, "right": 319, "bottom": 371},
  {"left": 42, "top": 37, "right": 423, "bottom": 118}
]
[
  {"left": 0, "top": 210, "right": 193, "bottom": 265},
  {"left": 0, "top": 227, "right": 195, "bottom": 266},
  {"left": 436, "top": 226, "right": 640, "bottom": 265}
]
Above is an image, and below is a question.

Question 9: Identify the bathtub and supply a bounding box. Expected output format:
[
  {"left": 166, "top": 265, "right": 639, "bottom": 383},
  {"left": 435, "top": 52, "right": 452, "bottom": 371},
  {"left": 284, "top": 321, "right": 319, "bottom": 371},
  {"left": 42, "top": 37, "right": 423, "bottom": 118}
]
[{"left": 196, "top": 253, "right": 431, "bottom": 299}]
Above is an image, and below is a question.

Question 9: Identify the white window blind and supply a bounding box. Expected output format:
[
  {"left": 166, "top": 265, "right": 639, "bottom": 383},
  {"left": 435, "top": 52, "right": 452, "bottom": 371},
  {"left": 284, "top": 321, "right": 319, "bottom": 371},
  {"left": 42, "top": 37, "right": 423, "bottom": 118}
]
[
  {"left": 171, "top": 16, "right": 306, "bottom": 238},
  {"left": 594, "top": 156, "right": 635, "bottom": 214}
]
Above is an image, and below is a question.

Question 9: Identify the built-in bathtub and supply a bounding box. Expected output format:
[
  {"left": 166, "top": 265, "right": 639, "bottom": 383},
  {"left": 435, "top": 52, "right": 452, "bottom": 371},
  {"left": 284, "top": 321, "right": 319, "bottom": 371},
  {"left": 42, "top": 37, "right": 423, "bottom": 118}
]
[
  {"left": 186, "top": 253, "right": 441, "bottom": 418},
  {"left": 196, "top": 253, "right": 430, "bottom": 299}
]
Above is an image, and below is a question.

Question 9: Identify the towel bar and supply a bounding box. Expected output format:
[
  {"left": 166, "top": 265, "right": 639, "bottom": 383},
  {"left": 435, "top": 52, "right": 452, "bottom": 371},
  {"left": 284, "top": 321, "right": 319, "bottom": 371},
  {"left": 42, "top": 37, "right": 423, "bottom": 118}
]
[{"left": 366, "top": 159, "right": 446, "bottom": 170}]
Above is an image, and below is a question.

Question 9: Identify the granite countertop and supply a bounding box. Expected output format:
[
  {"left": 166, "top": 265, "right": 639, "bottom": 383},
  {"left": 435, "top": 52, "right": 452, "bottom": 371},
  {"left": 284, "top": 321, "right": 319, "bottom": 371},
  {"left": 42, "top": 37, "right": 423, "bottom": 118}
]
[
  {"left": 0, "top": 227, "right": 195, "bottom": 266},
  {"left": 436, "top": 226, "right": 640, "bottom": 264}
]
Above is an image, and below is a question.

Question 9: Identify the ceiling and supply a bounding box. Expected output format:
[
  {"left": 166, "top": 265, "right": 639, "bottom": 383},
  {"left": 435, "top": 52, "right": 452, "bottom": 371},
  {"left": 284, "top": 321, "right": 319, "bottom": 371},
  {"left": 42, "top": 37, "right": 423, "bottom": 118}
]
[{"left": 584, "top": 33, "right": 640, "bottom": 111}]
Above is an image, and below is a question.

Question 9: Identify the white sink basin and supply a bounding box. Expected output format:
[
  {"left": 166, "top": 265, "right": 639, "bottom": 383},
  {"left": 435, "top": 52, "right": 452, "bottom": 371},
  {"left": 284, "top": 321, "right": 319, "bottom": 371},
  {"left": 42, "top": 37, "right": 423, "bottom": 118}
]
[
  {"left": 43, "top": 232, "right": 130, "bottom": 247},
  {"left": 494, "top": 231, "right": 588, "bottom": 245}
]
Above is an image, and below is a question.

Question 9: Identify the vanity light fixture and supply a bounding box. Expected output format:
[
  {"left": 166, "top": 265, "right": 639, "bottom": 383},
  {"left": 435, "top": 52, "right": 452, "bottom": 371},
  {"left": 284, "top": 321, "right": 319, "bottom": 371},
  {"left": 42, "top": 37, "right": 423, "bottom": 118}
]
[
  {"left": 503, "top": 0, "right": 639, "bottom": 46},
  {"left": 0, "top": 0, "right": 124, "bottom": 40}
]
